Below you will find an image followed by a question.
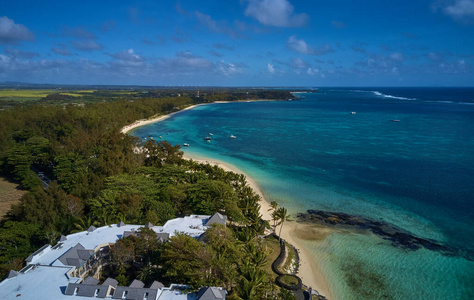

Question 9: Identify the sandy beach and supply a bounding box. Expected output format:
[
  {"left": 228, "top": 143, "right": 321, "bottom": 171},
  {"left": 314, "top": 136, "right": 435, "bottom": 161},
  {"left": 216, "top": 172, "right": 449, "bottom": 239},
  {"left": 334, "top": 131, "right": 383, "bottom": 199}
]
[
  {"left": 120, "top": 104, "right": 205, "bottom": 134},
  {"left": 121, "top": 100, "right": 274, "bottom": 134},
  {"left": 181, "top": 153, "right": 332, "bottom": 298},
  {"left": 121, "top": 104, "right": 333, "bottom": 299}
]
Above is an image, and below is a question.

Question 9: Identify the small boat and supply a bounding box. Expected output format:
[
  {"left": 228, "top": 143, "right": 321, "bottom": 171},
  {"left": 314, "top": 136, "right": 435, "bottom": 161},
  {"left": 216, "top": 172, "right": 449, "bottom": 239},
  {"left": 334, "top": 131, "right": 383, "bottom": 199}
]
[
  {"left": 229, "top": 135, "right": 236, "bottom": 139},
  {"left": 392, "top": 119, "right": 400, "bottom": 122},
  {"left": 159, "top": 136, "right": 163, "bottom": 139},
  {"left": 351, "top": 112, "right": 356, "bottom": 115},
  {"left": 183, "top": 143, "right": 189, "bottom": 147},
  {"left": 204, "top": 137, "right": 212, "bottom": 140},
  {"left": 209, "top": 133, "right": 214, "bottom": 136}
]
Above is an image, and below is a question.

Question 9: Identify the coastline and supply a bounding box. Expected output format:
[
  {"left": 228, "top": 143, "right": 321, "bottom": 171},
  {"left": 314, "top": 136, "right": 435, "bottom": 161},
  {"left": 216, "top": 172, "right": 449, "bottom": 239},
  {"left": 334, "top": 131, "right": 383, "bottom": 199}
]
[
  {"left": 183, "top": 154, "right": 332, "bottom": 298},
  {"left": 120, "top": 103, "right": 205, "bottom": 134},
  {"left": 120, "top": 100, "right": 268, "bottom": 134},
  {"left": 121, "top": 103, "right": 333, "bottom": 299}
]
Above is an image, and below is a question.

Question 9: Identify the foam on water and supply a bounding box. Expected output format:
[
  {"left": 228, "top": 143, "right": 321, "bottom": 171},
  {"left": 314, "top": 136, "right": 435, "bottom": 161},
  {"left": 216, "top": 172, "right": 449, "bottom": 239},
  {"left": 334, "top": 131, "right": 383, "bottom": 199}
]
[{"left": 372, "top": 90, "right": 417, "bottom": 100}]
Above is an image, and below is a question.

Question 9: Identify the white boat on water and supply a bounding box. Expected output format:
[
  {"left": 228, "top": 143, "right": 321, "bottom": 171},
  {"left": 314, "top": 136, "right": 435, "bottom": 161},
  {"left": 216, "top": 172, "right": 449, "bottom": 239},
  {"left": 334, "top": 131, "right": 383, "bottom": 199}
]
[
  {"left": 204, "top": 136, "right": 212, "bottom": 140},
  {"left": 209, "top": 133, "right": 214, "bottom": 136},
  {"left": 183, "top": 143, "right": 189, "bottom": 147},
  {"left": 351, "top": 112, "right": 356, "bottom": 115},
  {"left": 392, "top": 119, "right": 400, "bottom": 122},
  {"left": 229, "top": 135, "right": 236, "bottom": 139}
]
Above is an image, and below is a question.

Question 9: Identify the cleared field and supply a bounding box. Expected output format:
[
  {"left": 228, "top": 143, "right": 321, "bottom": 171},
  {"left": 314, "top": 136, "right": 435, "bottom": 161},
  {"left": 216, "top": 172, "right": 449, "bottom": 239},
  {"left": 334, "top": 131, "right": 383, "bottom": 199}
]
[
  {"left": 58, "top": 93, "right": 83, "bottom": 97},
  {"left": 0, "top": 177, "right": 26, "bottom": 219},
  {"left": 0, "top": 89, "right": 100, "bottom": 101},
  {"left": 0, "top": 89, "right": 58, "bottom": 98}
]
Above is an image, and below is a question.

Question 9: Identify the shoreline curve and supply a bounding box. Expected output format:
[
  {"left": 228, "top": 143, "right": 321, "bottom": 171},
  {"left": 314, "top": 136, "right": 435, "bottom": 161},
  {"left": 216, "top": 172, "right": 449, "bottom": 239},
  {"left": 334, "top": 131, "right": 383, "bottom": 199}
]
[{"left": 120, "top": 102, "right": 333, "bottom": 299}]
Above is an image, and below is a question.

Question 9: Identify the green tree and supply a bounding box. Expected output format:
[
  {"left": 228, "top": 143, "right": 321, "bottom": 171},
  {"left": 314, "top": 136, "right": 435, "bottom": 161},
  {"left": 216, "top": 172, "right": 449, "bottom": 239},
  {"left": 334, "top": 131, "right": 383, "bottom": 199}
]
[{"left": 275, "top": 207, "right": 291, "bottom": 242}]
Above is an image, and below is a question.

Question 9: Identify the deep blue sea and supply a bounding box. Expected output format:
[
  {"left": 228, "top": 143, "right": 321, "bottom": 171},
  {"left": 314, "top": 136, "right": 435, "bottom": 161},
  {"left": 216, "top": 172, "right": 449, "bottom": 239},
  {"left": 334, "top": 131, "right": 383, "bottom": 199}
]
[{"left": 131, "top": 88, "right": 474, "bottom": 299}]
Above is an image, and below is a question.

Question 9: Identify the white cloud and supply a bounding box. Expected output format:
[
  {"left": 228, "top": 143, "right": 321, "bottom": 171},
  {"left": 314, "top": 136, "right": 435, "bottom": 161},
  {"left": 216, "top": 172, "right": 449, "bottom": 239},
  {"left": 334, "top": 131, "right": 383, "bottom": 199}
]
[
  {"left": 287, "top": 36, "right": 314, "bottom": 54},
  {"left": 427, "top": 52, "right": 442, "bottom": 61},
  {"left": 444, "top": 0, "right": 474, "bottom": 20},
  {"left": 195, "top": 11, "right": 244, "bottom": 38},
  {"left": 313, "top": 44, "right": 333, "bottom": 55},
  {"left": 0, "top": 16, "right": 34, "bottom": 45},
  {"left": 244, "top": 0, "right": 309, "bottom": 27},
  {"left": 107, "top": 49, "right": 142, "bottom": 62},
  {"left": 217, "top": 61, "right": 245, "bottom": 75},
  {"left": 267, "top": 63, "right": 276, "bottom": 74},
  {"left": 159, "top": 51, "right": 213, "bottom": 71},
  {"left": 4, "top": 47, "right": 39, "bottom": 59},
  {"left": 52, "top": 43, "right": 72, "bottom": 56},
  {"left": 390, "top": 52, "right": 405, "bottom": 61},
  {"left": 287, "top": 36, "right": 333, "bottom": 56},
  {"left": 292, "top": 57, "right": 309, "bottom": 68},
  {"left": 306, "top": 67, "right": 319, "bottom": 75}
]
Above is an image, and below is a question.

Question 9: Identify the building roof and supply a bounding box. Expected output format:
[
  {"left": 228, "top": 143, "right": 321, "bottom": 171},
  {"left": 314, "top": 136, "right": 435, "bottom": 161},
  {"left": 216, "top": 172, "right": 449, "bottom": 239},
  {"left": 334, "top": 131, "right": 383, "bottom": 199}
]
[
  {"left": 57, "top": 243, "right": 92, "bottom": 267},
  {"left": 0, "top": 214, "right": 227, "bottom": 300},
  {"left": 149, "top": 281, "right": 164, "bottom": 289},
  {"left": 205, "top": 213, "right": 227, "bottom": 226},
  {"left": 83, "top": 276, "right": 99, "bottom": 285},
  {"left": 0, "top": 265, "right": 78, "bottom": 300},
  {"left": 197, "top": 287, "right": 226, "bottom": 300},
  {"left": 112, "top": 286, "right": 158, "bottom": 300},
  {"left": 129, "top": 279, "right": 145, "bottom": 288},
  {"left": 6, "top": 270, "right": 18, "bottom": 279},
  {"left": 156, "top": 232, "right": 170, "bottom": 243},
  {"left": 25, "top": 244, "right": 51, "bottom": 263},
  {"left": 102, "top": 277, "right": 118, "bottom": 287}
]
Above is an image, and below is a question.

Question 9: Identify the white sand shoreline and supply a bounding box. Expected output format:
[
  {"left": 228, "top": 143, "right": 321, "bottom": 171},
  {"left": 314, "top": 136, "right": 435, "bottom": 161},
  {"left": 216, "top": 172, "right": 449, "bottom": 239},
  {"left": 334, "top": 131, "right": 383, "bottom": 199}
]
[
  {"left": 121, "top": 100, "right": 269, "bottom": 134},
  {"left": 121, "top": 103, "right": 206, "bottom": 134},
  {"left": 120, "top": 102, "right": 332, "bottom": 298},
  {"left": 182, "top": 154, "right": 332, "bottom": 298}
]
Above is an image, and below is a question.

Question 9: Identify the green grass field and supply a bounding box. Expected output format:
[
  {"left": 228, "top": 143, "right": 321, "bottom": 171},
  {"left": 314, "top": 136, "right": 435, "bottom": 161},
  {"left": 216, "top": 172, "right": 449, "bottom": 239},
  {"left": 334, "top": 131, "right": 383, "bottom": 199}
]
[
  {"left": 0, "top": 89, "right": 101, "bottom": 101},
  {"left": 0, "top": 89, "right": 58, "bottom": 98}
]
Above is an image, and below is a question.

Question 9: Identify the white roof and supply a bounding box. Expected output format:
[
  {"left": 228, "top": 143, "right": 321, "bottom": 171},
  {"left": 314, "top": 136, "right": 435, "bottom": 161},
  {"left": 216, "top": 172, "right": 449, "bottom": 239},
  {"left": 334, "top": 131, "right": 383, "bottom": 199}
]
[
  {"left": 0, "top": 215, "right": 215, "bottom": 300},
  {"left": 29, "top": 215, "right": 210, "bottom": 267},
  {"left": 0, "top": 265, "right": 79, "bottom": 300},
  {"left": 157, "top": 289, "right": 197, "bottom": 300}
]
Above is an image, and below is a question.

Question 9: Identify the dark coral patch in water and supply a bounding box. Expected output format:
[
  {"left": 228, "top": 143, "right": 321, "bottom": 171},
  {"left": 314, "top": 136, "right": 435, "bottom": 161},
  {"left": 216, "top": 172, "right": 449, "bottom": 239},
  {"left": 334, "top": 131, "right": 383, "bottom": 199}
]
[{"left": 297, "top": 210, "right": 473, "bottom": 261}]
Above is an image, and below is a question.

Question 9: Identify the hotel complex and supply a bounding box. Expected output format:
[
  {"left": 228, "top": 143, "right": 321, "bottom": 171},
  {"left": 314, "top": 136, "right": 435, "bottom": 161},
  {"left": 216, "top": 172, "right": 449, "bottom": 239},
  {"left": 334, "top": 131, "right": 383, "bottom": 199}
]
[{"left": 0, "top": 213, "right": 228, "bottom": 300}]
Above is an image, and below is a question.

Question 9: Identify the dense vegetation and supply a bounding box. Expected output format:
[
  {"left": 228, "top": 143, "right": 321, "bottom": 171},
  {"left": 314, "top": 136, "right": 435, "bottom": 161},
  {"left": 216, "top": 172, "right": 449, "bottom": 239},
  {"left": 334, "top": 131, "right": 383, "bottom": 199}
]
[{"left": 0, "top": 89, "right": 296, "bottom": 299}]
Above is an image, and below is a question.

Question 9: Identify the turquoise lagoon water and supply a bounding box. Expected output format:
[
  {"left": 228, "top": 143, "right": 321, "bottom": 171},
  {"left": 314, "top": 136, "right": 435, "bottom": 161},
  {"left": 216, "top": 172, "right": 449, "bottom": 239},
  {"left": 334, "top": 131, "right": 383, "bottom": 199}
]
[{"left": 131, "top": 88, "right": 474, "bottom": 299}]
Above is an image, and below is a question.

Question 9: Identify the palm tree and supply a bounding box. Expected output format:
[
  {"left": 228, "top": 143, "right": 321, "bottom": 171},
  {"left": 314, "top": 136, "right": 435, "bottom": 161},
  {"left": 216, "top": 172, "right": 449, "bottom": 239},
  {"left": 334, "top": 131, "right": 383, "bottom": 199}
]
[
  {"left": 72, "top": 215, "right": 99, "bottom": 233},
  {"left": 268, "top": 201, "right": 279, "bottom": 233},
  {"left": 268, "top": 201, "right": 278, "bottom": 212},
  {"left": 239, "top": 261, "right": 267, "bottom": 300},
  {"left": 275, "top": 207, "right": 291, "bottom": 242}
]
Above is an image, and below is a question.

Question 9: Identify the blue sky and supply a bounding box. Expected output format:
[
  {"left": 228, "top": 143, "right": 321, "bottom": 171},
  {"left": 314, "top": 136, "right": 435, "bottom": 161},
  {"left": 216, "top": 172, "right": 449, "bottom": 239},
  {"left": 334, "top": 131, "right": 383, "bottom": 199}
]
[{"left": 1, "top": 0, "right": 473, "bottom": 86}]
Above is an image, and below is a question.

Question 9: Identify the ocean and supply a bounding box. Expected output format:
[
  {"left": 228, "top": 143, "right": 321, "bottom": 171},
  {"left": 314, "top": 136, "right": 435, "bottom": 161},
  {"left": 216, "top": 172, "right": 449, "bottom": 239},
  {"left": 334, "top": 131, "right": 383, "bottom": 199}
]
[{"left": 131, "top": 88, "right": 474, "bottom": 299}]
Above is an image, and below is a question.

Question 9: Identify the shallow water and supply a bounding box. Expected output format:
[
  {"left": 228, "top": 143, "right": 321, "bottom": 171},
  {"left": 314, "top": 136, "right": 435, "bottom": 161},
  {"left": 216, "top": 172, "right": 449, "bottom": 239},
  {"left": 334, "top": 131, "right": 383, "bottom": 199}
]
[{"left": 131, "top": 88, "right": 474, "bottom": 299}]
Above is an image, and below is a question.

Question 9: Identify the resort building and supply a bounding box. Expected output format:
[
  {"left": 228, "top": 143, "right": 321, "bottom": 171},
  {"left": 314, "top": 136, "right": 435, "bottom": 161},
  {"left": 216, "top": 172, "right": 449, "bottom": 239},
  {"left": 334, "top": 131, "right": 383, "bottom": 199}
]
[{"left": 0, "top": 214, "right": 227, "bottom": 300}]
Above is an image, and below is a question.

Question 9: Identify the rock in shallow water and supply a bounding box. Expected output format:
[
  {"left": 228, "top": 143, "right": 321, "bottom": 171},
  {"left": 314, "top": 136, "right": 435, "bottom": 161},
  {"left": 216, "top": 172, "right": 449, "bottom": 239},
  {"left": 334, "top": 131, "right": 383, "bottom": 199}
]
[{"left": 297, "top": 210, "right": 473, "bottom": 261}]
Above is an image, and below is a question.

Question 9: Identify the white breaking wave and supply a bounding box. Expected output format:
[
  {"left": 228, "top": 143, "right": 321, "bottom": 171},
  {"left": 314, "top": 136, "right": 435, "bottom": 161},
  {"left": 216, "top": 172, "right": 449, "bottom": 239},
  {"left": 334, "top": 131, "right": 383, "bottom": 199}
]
[{"left": 372, "top": 91, "right": 417, "bottom": 101}]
